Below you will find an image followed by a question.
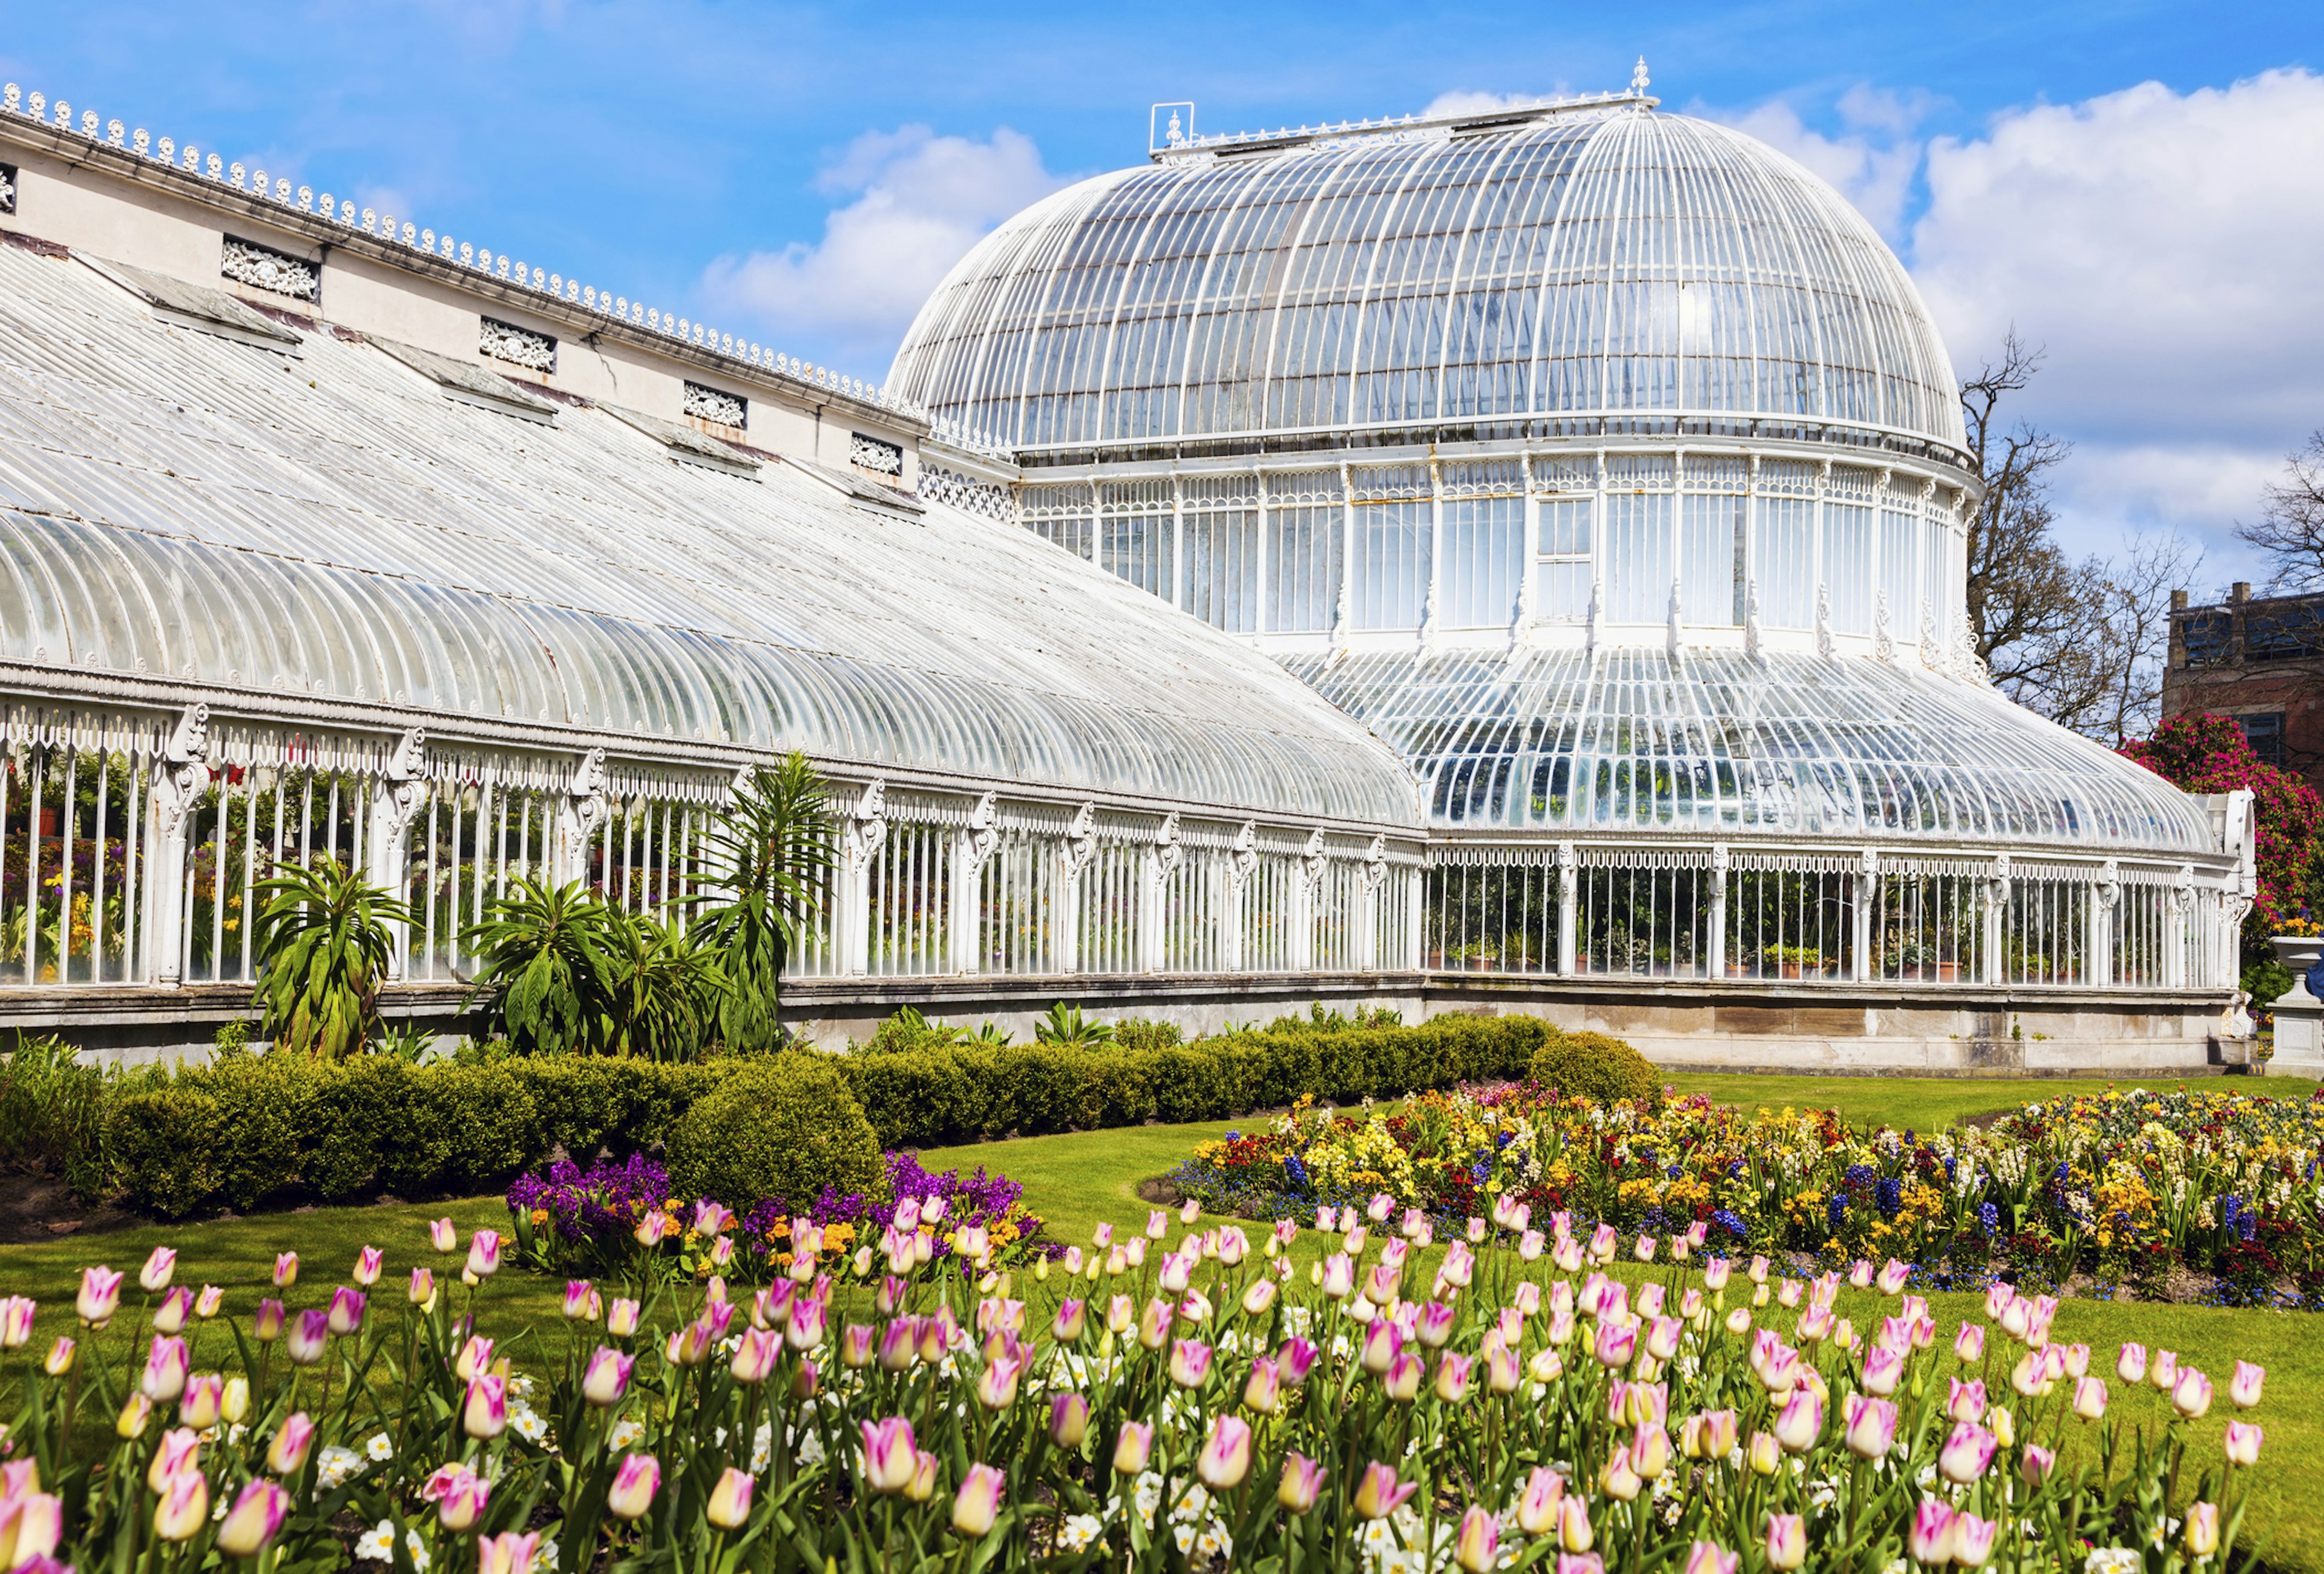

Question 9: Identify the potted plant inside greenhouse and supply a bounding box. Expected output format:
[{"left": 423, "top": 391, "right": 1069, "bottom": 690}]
[{"left": 1762, "top": 943, "right": 1822, "bottom": 980}]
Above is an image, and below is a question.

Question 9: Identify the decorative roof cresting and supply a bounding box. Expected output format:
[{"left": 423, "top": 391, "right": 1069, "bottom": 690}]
[{"left": 0, "top": 79, "right": 921, "bottom": 421}]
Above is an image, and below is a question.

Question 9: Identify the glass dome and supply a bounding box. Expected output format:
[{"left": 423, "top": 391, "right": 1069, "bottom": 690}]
[
  {"left": 1285, "top": 648, "right": 2217, "bottom": 854},
  {"left": 890, "top": 105, "right": 1967, "bottom": 462}
]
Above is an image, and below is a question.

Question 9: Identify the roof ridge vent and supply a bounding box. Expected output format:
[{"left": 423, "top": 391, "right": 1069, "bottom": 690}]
[{"left": 76, "top": 252, "right": 302, "bottom": 352}]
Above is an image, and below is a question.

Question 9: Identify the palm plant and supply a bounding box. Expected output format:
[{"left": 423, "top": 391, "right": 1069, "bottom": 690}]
[
  {"left": 599, "top": 911, "right": 725, "bottom": 1062},
  {"left": 251, "top": 857, "right": 416, "bottom": 1058},
  {"left": 688, "top": 753, "right": 833, "bottom": 1052},
  {"left": 1033, "top": 1000, "right": 1115, "bottom": 1048},
  {"left": 462, "top": 878, "right": 615, "bottom": 1055}
]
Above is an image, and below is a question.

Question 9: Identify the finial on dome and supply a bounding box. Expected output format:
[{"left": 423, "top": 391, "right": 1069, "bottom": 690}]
[{"left": 1632, "top": 56, "right": 1650, "bottom": 94}]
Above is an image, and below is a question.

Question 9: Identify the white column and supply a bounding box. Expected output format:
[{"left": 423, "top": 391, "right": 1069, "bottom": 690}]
[
  {"left": 1353, "top": 836, "right": 1385, "bottom": 971},
  {"left": 1403, "top": 865, "right": 1423, "bottom": 971},
  {"left": 1515, "top": 454, "right": 1539, "bottom": 646},
  {"left": 1223, "top": 822, "right": 1256, "bottom": 971},
  {"left": 366, "top": 729, "right": 428, "bottom": 981},
  {"left": 2090, "top": 861, "right": 2119, "bottom": 988},
  {"left": 1140, "top": 813, "right": 1180, "bottom": 974},
  {"left": 1335, "top": 462, "right": 1355, "bottom": 642},
  {"left": 1290, "top": 828, "right": 1323, "bottom": 972},
  {"left": 1170, "top": 476, "right": 1185, "bottom": 612},
  {"left": 1055, "top": 803, "right": 1096, "bottom": 975},
  {"left": 144, "top": 706, "right": 213, "bottom": 988},
  {"left": 838, "top": 779, "right": 887, "bottom": 978},
  {"left": 1707, "top": 844, "right": 1728, "bottom": 977},
  {"left": 1421, "top": 456, "right": 1443, "bottom": 646},
  {"left": 1851, "top": 848, "right": 1876, "bottom": 985},
  {"left": 949, "top": 793, "right": 996, "bottom": 974},
  {"left": 1555, "top": 841, "right": 1578, "bottom": 976},
  {"left": 1982, "top": 855, "right": 2011, "bottom": 988},
  {"left": 2164, "top": 865, "right": 2193, "bottom": 989},
  {"left": 1253, "top": 470, "right": 1270, "bottom": 636}
]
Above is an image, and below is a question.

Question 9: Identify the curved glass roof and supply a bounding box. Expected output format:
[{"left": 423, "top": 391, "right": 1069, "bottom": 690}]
[
  {"left": 1283, "top": 648, "right": 2214, "bottom": 854},
  {"left": 0, "top": 243, "right": 1420, "bottom": 827},
  {"left": 891, "top": 109, "right": 1965, "bottom": 459}
]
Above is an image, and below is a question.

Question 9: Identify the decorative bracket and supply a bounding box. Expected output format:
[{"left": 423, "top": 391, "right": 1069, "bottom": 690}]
[
  {"left": 1814, "top": 582, "right": 1835, "bottom": 660},
  {"left": 965, "top": 790, "right": 1000, "bottom": 873},
  {"left": 1744, "top": 582, "right": 1764, "bottom": 660},
  {"left": 372, "top": 727, "right": 430, "bottom": 854},
  {"left": 1151, "top": 811, "right": 1183, "bottom": 885},
  {"left": 1228, "top": 821, "right": 1259, "bottom": 888},
  {"left": 2095, "top": 858, "right": 2122, "bottom": 910},
  {"left": 1361, "top": 833, "right": 1388, "bottom": 895},
  {"left": 1300, "top": 826, "right": 1329, "bottom": 890},
  {"left": 842, "top": 778, "right": 888, "bottom": 873},
  {"left": 1984, "top": 853, "right": 2013, "bottom": 913},
  {"left": 1872, "top": 591, "right": 1893, "bottom": 664},
  {"left": 153, "top": 703, "right": 213, "bottom": 840},
  {"left": 1062, "top": 801, "right": 1100, "bottom": 876}
]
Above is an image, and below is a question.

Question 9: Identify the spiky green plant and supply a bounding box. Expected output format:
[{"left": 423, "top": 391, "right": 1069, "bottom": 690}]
[
  {"left": 599, "top": 911, "right": 726, "bottom": 1062},
  {"left": 688, "top": 753, "right": 833, "bottom": 1052},
  {"left": 1032, "top": 1000, "right": 1114, "bottom": 1048},
  {"left": 461, "top": 878, "right": 616, "bottom": 1056},
  {"left": 251, "top": 858, "right": 416, "bottom": 1059}
]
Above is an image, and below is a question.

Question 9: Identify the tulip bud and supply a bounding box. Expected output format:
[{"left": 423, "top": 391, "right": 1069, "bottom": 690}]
[
  {"left": 152, "top": 1467, "right": 209, "bottom": 1542},
  {"left": 952, "top": 1461, "right": 1006, "bottom": 1536},
  {"left": 267, "top": 1413, "right": 315, "bottom": 1475},
  {"left": 140, "top": 1245, "right": 178, "bottom": 1293},
  {"left": 1113, "top": 1420, "right": 1154, "bottom": 1475},
  {"left": 353, "top": 1247, "right": 384, "bottom": 1288},
  {"left": 607, "top": 1453, "right": 661, "bottom": 1520},
  {"left": 116, "top": 1392, "right": 153, "bottom": 1438},
  {"left": 217, "top": 1478, "right": 290, "bottom": 1559}
]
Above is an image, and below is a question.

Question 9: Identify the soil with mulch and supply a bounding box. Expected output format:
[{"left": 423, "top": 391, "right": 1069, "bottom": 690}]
[{"left": 0, "top": 1170, "right": 137, "bottom": 1245}]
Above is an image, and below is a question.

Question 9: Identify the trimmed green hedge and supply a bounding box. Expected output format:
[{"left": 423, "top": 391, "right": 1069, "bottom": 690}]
[{"left": 96, "top": 1012, "right": 1624, "bottom": 1218}]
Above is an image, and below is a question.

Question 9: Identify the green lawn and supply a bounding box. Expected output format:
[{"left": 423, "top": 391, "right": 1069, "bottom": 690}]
[{"left": 5, "top": 1072, "right": 2322, "bottom": 1562}]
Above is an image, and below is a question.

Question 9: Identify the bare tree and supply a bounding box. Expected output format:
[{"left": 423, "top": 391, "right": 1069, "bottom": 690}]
[
  {"left": 2236, "top": 429, "right": 2324, "bottom": 589},
  {"left": 1959, "top": 333, "right": 2088, "bottom": 703},
  {"left": 1957, "top": 332, "right": 2202, "bottom": 744}
]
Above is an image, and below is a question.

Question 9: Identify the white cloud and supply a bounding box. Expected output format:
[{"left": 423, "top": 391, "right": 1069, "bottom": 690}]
[
  {"left": 700, "top": 125, "right": 1066, "bottom": 366},
  {"left": 1700, "top": 86, "right": 1932, "bottom": 242},
  {"left": 1418, "top": 88, "right": 1569, "bottom": 120},
  {"left": 1908, "top": 68, "right": 2324, "bottom": 566}
]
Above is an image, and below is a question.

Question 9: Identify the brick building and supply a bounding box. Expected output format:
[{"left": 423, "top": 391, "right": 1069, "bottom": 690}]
[{"left": 2163, "top": 583, "right": 2324, "bottom": 792}]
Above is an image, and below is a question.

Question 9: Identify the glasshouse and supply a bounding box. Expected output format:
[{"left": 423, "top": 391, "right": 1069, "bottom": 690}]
[{"left": 0, "top": 76, "right": 2256, "bottom": 1068}]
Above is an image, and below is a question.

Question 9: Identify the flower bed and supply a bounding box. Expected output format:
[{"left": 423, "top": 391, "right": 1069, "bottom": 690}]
[
  {"left": 0, "top": 1202, "right": 2271, "bottom": 1571},
  {"left": 504, "top": 1149, "right": 1057, "bottom": 1283},
  {"left": 1166, "top": 1085, "right": 2324, "bottom": 1303}
]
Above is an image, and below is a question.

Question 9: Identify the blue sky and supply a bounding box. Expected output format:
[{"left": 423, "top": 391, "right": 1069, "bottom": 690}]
[{"left": 5, "top": 1, "right": 2322, "bottom": 578}]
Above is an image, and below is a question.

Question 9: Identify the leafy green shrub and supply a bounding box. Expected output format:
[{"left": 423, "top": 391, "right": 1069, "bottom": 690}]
[
  {"left": 1111, "top": 1018, "right": 1183, "bottom": 1053},
  {"left": 174, "top": 1055, "right": 321, "bottom": 1212},
  {"left": 300, "top": 1055, "right": 410, "bottom": 1201},
  {"left": 111, "top": 1089, "right": 225, "bottom": 1218},
  {"left": 666, "top": 1056, "right": 882, "bottom": 1210},
  {"left": 0, "top": 1034, "right": 111, "bottom": 1198},
  {"left": 1529, "top": 1029, "right": 1661, "bottom": 1107},
  {"left": 464, "top": 879, "right": 617, "bottom": 1056},
  {"left": 689, "top": 755, "right": 833, "bottom": 1051},
  {"left": 859, "top": 1006, "right": 966, "bottom": 1056}
]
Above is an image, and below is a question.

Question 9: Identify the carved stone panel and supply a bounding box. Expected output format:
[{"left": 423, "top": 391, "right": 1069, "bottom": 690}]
[{"left": 0, "top": 162, "right": 16, "bottom": 216}]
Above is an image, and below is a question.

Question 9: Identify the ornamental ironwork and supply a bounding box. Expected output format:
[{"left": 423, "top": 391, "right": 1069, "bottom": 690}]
[
  {"left": 683, "top": 381, "right": 746, "bottom": 429},
  {"left": 851, "top": 433, "right": 903, "bottom": 477},
  {"left": 0, "top": 162, "right": 15, "bottom": 215},
  {"left": 220, "top": 236, "right": 318, "bottom": 303},
  {"left": 479, "top": 315, "right": 556, "bottom": 373}
]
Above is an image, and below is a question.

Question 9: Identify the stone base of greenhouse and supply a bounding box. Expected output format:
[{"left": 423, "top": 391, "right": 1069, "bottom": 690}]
[{"left": 17, "top": 972, "right": 2246, "bottom": 1076}]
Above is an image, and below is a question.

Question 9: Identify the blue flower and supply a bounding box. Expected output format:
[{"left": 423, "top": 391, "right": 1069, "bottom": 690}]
[
  {"left": 1282, "top": 1156, "right": 1309, "bottom": 1192},
  {"left": 1667, "top": 1164, "right": 1683, "bottom": 1180},
  {"left": 1875, "top": 1178, "right": 1902, "bottom": 1218},
  {"left": 1979, "top": 1202, "right": 2001, "bottom": 1235},
  {"left": 1712, "top": 1208, "right": 1747, "bottom": 1239},
  {"left": 1225, "top": 1131, "right": 1241, "bottom": 1142},
  {"left": 1471, "top": 1162, "right": 1491, "bottom": 1184},
  {"left": 1827, "top": 1195, "right": 1848, "bottom": 1228}
]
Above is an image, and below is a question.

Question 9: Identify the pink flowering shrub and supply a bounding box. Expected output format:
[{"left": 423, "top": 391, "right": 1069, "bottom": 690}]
[{"left": 2122, "top": 713, "right": 2323, "bottom": 941}]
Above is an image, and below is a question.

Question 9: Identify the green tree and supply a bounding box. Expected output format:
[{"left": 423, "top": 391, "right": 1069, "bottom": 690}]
[
  {"left": 689, "top": 753, "right": 833, "bottom": 1051},
  {"left": 462, "top": 878, "right": 616, "bottom": 1055},
  {"left": 2121, "top": 712, "right": 2324, "bottom": 954},
  {"left": 251, "top": 858, "right": 416, "bottom": 1058}
]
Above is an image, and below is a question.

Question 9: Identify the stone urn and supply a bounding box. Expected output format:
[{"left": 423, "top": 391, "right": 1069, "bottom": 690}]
[{"left": 2270, "top": 934, "right": 2324, "bottom": 1000}]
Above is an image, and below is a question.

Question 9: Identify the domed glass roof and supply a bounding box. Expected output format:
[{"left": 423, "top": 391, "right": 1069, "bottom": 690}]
[
  {"left": 1282, "top": 648, "right": 2212, "bottom": 853},
  {"left": 890, "top": 108, "right": 1966, "bottom": 460}
]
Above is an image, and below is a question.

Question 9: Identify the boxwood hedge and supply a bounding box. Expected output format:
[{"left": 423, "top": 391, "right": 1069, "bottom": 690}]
[{"left": 97, "top": 1012, "right": 1630, "bottom": 1218}]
